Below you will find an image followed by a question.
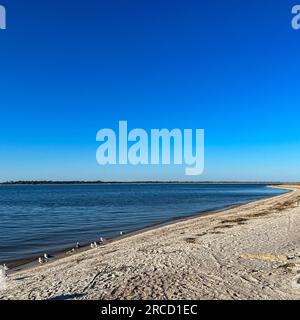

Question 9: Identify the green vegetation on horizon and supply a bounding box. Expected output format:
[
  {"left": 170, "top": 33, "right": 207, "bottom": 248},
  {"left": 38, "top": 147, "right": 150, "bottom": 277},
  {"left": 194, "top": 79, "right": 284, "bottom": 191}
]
[{"left": 0, "top": 180, "right": 288, "bottom": 185}]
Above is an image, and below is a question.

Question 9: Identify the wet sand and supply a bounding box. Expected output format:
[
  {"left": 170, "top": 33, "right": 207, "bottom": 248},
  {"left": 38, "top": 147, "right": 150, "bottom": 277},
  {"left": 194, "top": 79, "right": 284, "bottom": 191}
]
[{"left": 1, "top": 185, "right": 300, "bottom": 300}]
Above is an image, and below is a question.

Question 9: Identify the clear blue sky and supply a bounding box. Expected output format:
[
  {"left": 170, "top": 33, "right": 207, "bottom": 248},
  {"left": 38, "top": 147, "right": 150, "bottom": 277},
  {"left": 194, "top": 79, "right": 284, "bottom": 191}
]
[{"left": 0, "top": 0, "right": 300, "bottom": 182}]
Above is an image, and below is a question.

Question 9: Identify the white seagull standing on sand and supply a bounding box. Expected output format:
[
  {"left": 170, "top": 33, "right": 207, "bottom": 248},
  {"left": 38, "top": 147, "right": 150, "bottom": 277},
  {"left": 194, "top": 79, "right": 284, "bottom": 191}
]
[
  {"left": 0, "top": 264, "right": 8, "bottom": 289},
  {"left": 120, "top": 231, "right": 124, "bottom": 236},
  {"left": 0, "top": 264, "right": 8, "bottom": 276},
  {"left": 38, "top": 257, "right": 45, "bottom": 264},
  {"left": 91, "top": 242, "right": 98, "bottom": 248}
]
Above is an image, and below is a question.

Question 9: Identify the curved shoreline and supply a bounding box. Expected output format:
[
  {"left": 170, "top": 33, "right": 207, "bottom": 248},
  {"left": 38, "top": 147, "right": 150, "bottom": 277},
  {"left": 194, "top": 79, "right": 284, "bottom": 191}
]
[
  {"left": 4, "top": 185, "right": 290, "bottom": 273},
  {"left": 2, "top": 184, "right": 300, "bottom": 300}
]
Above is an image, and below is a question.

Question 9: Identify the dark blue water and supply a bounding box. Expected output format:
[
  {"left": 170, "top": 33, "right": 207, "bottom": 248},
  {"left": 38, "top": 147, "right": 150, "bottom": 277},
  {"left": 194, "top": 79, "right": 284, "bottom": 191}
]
[{"left": 0, "top": 184, "right": 287, "bottom": 262}]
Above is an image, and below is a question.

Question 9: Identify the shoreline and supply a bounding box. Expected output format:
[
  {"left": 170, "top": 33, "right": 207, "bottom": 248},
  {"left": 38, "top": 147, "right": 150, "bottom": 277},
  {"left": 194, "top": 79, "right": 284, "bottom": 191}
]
[
  {"left": 2, "top": 184, "right": 300, "bottom": 300},
  {"left": 4, "top": 185, "right": 290, "bottom": 273}
]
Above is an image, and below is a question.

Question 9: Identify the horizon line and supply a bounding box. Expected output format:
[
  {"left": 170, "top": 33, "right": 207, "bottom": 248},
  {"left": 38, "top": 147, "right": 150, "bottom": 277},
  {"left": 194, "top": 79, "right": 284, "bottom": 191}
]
[{"left": 0, "top": 180, "right": 296, "bottom": 185}]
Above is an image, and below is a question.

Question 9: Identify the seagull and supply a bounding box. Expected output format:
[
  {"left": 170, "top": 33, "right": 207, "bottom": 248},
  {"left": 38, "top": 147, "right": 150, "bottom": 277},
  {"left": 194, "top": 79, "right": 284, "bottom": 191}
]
[
  {"left": 66, "top": 248, "right": 75, "bottom": 255},
  {"left": 99, "top": 237, "right": 104, "bottom": 243},
  {"left": 0, "top": 264, "right": 8, "bottom": 272},
  {"left": 120, "top": 231, "right": 124, "bottom": 236},
  {"left": 91, "top": 242, "right": 98, "bottom": 249},
  {"left": 44, "top": 253, "right": 49, "bottom": 260},
  {"left": 0, "top": 264, "right": 8, "bottom": 278},
  {"left": 38, "top": 257, "right": 45, "bottom": 264},
  {"left": 0, "top": 265, "right": 8, "bottom": 278},
  {"left": 75, "top": 242, "right": 81, "bottom": 249}
]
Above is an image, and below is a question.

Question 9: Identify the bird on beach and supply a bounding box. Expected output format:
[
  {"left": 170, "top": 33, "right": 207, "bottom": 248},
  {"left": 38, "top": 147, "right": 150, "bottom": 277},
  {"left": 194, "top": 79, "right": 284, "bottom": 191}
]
[
  {"left": 0, "top": 264, "right": 8, "bottom": 274},
  {"left": 75, "top": 242, "right": 81, "bottom": 249},
  {"left": 38, "top": 257, "right": 45, "bottom": 264},
  {"left": 90, "top": 242, "right": 98, "bottom": 249},
  {"left": 44, "top": 253, "right": 49, "bottom": 260},
  {"left": 66, "top": 248, "right": 75, "bottom": 255},
  {"left": 0, "top": 265, "right": 8, "bottom": 279},
  {"left": 99, "top": 237, "right": 105, "bottom": 243},
  {"left": 120, "top": 231, "right": 124, "bottom": 236}
]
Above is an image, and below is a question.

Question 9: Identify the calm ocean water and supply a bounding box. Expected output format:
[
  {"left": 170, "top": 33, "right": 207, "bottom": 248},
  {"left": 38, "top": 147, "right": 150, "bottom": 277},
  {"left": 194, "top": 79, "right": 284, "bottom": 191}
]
[{"left": 0, "top": 184, "right": 287, "bottom": 263}]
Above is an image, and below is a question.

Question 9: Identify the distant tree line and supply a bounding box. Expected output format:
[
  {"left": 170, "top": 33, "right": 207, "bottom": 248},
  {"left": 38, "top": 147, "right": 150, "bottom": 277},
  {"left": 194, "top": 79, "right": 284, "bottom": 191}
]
[{"left": 0, "top": 180, "right": 285, "bottom": 185}]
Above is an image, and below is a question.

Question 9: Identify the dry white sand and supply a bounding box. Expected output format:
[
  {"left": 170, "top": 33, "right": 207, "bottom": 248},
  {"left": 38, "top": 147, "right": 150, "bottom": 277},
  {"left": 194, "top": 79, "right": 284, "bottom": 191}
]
[{"left": 1, "top": 185, "right": 300, "bottom": 300}]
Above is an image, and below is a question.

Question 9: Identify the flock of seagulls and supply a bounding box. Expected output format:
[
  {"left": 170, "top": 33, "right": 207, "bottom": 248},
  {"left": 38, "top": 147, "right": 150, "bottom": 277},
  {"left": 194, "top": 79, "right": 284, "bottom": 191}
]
[
  {"left": 89, "top": 231, "right": 124, "bottom": 248},
  {"left": 37, "top": 231, "right": 125, "bottom": 264},
  {"left": 1, "top": 232, "right": 126, "bottom": 274},
  {"left": 90, "top": 236, "right": 106, "bottom": 249}
]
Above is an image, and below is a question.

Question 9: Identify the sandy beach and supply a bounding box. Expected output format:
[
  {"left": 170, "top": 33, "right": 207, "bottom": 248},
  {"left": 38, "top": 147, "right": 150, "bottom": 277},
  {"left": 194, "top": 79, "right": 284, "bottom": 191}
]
[{"left": 1, "top": 185, "right": 300, "bottom": 300}]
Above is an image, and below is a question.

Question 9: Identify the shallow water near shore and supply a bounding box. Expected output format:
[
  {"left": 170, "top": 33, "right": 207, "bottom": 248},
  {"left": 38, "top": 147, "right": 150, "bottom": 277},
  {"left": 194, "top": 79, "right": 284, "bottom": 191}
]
[{"left": 0, "top": 183, "right": 288, "bottom": 263}]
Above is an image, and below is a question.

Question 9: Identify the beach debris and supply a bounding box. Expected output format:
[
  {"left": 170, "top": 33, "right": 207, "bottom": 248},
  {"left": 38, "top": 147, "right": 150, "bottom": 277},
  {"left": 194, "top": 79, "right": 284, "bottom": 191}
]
[
  {"left": 185, "top": 237, "right": 196, "bottom": 244},
  {"left": 240, "top": 253, "right": 287, "bottom": 263},
  {"left": 280, "top": 262, "right": 299, "bottom": 273},
  {"left": 287, "top": 254, "right": 296, "bottom": 260}
]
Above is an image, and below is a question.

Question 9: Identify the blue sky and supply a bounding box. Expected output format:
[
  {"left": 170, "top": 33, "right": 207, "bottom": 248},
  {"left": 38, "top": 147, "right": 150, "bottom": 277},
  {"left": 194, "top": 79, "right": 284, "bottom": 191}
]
[{"left": 0, "top": 0, "right": 300, "bottom": 181}]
